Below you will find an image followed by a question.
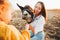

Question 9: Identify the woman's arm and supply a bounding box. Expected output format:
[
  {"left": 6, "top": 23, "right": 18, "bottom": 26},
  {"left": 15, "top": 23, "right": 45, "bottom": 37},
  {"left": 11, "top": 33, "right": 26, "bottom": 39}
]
[
  {"left": 29, "top": 25, "right": 35, "bottom": 34},
  {"left": 25, "top": 24, "right": 35, "bottom": 34}
]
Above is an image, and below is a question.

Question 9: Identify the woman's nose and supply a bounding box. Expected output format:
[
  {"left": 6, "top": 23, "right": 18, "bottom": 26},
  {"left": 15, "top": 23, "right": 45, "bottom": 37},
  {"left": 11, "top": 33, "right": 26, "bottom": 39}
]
[
  {"left": 35, "top": 8, "right": 38, "bottom": 11},
  {"left": 34, "top": 8, "right": 38, "bottom": 12}
]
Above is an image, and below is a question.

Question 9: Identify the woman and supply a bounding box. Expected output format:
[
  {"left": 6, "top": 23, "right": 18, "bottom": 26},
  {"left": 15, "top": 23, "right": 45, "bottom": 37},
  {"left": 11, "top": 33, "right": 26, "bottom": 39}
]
[
  {"left": 25, "top": 1, "right": 46, "bottom": 40},
  {"left": 0, "top": 0, "right": 30, "bottom": 40}
]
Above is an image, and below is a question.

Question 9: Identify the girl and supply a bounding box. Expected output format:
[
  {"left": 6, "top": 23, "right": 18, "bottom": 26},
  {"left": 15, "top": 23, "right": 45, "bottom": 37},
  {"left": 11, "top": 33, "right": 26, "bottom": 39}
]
[{"left": 0, "top": 0, "right": 30, "bottom": 40}]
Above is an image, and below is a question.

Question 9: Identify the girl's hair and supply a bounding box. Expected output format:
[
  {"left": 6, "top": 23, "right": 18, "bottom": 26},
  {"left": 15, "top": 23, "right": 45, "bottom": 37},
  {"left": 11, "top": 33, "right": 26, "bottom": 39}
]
[
  {"left": 0, "top": 0, "right": 10, "bottom": 13},
  {"left": 0, "top": 0, "right": 10, "bottom": 21},
  {"left": 35, "top": 1, "right": 46, "bottom": 20}
]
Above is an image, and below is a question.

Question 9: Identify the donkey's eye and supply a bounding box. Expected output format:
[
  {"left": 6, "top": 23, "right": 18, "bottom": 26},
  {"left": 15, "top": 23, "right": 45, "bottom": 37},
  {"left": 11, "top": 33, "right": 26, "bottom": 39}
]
[{"left": 23, "top": 11, "right": 28, "bottom": 15}]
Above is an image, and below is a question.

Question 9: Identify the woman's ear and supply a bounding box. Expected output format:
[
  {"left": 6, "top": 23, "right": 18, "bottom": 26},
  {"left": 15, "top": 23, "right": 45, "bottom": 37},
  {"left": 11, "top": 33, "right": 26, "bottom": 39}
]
[{"left": 16, "top": 3, "right": 24, "bottom": 10}]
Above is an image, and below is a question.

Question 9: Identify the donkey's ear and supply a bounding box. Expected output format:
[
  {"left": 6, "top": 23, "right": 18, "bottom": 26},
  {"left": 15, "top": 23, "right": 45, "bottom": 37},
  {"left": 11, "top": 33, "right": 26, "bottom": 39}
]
[{"left": 16, "top": 3, "right": 24, "bottom": 10}]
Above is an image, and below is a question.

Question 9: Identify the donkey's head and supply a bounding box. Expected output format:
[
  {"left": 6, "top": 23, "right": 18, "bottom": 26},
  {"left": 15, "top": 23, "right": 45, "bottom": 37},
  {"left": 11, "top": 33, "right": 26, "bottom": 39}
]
[{"left": 17, "top": 3, "right": 34, "bottom": 23}]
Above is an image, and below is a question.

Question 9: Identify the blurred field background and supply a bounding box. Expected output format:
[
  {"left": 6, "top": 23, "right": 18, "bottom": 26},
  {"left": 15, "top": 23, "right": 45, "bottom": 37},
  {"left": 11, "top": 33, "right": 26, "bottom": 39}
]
[
  {"left": 44, "top": 9, "right": 60, "bottom": 40},
  {"left": 9, "top": 9, "right": 60, "bottom": 40}
]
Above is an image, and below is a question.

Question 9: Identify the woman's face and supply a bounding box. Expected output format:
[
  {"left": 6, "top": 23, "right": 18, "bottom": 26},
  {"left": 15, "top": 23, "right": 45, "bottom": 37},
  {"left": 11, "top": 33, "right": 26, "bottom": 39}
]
[
  {"left": 0, "top": 8, "right": 12, "bottom": 24},
  {"left": 34, "top": 3, "right": 42, "bottom": 16},
  {"left": 0, "top": 0, "right": 13, "bottom": 24}
]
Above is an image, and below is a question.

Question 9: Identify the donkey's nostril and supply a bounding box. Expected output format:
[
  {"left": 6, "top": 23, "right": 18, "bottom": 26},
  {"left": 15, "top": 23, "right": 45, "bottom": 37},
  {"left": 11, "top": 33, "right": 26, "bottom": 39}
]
[{"left": 22, "top": 16, "right": 26, "bottom": 19}]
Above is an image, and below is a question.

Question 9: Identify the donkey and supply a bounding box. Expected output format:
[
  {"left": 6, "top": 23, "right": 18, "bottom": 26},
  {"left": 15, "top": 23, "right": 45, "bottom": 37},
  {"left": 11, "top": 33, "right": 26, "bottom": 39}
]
[{"left": 17, "top": 3, "right": 34, "bottom": 24}]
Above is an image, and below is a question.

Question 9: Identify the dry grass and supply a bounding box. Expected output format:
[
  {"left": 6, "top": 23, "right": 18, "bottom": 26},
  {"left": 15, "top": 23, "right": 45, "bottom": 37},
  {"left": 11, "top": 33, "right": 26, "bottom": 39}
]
[
  {"left": 9, "top": 9, "right": 60, "bottom": 40},
  {"left": 9, "top": 10, "right": 27, "bottom": 32},
  {"left": 45, "top": 9, "right": 60, "bottom": 40}
]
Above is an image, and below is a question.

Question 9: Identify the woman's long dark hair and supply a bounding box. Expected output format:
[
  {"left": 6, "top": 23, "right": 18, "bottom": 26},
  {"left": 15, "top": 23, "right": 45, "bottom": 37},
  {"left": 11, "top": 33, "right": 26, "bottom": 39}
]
[{"left": 35, "top": 1, "right": 46, "bottom": 20}]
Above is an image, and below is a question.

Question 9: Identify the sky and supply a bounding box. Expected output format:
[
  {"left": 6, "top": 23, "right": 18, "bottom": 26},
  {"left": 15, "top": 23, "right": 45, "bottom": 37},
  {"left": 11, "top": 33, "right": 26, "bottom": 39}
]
[{"left": 8, "top": 0, "right": 60, "bottom": 10}]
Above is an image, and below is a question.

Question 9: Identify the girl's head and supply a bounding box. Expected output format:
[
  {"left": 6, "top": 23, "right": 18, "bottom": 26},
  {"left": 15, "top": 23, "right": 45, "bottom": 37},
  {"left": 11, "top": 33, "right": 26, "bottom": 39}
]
[
  {"left": 34, "top": 1, "right": 46, "bottom": 20},
  {"left": 0, "top": 0, "right": 12, "bottom": 24}
]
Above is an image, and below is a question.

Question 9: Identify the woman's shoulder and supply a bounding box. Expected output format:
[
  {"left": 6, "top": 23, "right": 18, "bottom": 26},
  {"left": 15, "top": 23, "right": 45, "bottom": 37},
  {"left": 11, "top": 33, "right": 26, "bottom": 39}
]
[
  {"left": 0, "top": 21, "right": 8, "bottom": 29},
  {"left": 35, "top": 15, "right": 46, "bottom": 24},
  {"left": 0, "top": 21, "right": 19, "bottom": 34},
  {"left": 0, "top": 21, "right": 15, "bottom": 30},
  {"left": 0, "top": 21, "right": 11, "bottom": 39},
  {"left": 40, "top": 15, "right": 45, "bottom": 20},
  {"left": 36, "top": 15, "right": 45, "bottom": 21},
  {"left": 40, "top": 15, "right": 46, "bottom": 23}
]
